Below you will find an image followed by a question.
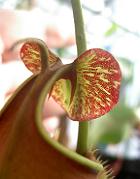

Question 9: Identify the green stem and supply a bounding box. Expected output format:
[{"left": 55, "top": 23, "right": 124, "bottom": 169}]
[
  {"left": 76, "top": 121, "right": 89, "bottom": 155},
  {"left": 71, "top": 0, "right": 87, "bottom": 55},
  {"left": 71, "top": 0, "right": 89, "bottom": 155}
]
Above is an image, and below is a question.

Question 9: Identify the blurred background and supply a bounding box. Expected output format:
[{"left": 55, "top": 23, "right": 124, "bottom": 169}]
[{"left": 0, "top": 0, "right": 140, "bottom": 178}]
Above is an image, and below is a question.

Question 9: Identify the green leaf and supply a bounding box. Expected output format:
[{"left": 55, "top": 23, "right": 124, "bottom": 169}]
[
  {"left": 90, "top": 104, "right": 137, "bottom": 145},
  {"left": 105, "top": 23, "right": 118, "bottom": 37}
]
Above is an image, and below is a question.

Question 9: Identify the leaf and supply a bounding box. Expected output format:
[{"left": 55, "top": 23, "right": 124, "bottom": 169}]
[
  {"left": 105, "top": 23, "right": 118, "bottom": 37},
  {"left": 90, "top": 104, "right": 137, "bottom": 145},
  {"left": 52, "top": 48, "right": 122, "bottom": 121},
  {"left": 20, "top": 42, "right": 61, "bottom": 73}
]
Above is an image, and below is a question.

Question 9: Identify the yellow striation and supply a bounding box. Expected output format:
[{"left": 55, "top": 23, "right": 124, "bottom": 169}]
[
  {"left": 106, "top": 97, "right": 111, "bottom": 102},
  {"left": 99, "top": 74, "right": 109, "bottom": 83},
  {"left": 113, "top": 81, "right": 120, "bottom": 89},
  {"left": 96, "top": 84, "right": 111, "bottom": 95}
]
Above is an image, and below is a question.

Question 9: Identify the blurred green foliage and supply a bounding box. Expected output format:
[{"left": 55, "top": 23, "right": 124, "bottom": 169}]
[
  {"left": 90, "top": 104, "right": 137, "bottom": 146},
  {"left": 105, "top": 22, "right": 119, "bottom": 37}
]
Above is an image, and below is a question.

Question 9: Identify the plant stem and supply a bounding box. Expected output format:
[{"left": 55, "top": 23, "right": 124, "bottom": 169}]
[
  {"left": 71, "top": 0, "right": 89, "bottom": 155},
  {"left": 71, "top": 0, "right": 87, "bottom": 55},
  {"left": 76, "top": 121, "right": 89, "bottom": 155}
]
